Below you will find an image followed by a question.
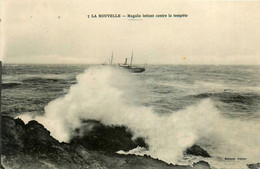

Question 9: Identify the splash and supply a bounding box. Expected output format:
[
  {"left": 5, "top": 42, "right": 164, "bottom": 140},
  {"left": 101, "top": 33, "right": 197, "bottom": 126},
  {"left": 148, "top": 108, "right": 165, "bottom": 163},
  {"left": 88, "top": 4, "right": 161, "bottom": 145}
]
[{"left": 19, "top": 66, "right": 260, "bottom": 166}]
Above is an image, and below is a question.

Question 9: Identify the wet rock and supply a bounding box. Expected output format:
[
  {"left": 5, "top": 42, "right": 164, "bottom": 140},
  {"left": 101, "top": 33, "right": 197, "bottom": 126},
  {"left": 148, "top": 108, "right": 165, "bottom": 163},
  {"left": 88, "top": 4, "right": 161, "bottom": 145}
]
[
  {"left": 1, "top": 116, "right": 60, "bottom": 156},
  {"left": 193, "top": 161, "right": 211, "bottom": 169},
  {"left": 247, "top": 163, "right": 260, "bottom": 169},
  {"left": 185, "top": 144, "right": 211, "bottom": 157},
  {"left": 0, "top": 164, "right": 5, "bottom": 169},
  {"left": 22, "top": 120, "right": 60, "bottom": 155},
  {"left": 1, "top": 115, "right": 211, "bottom": 169},
  {"left": 70, "top": 120, "right": 148, "bottom": 152},
  {"left": 1, "top": 116, "right": 25, "bottom": 155}
]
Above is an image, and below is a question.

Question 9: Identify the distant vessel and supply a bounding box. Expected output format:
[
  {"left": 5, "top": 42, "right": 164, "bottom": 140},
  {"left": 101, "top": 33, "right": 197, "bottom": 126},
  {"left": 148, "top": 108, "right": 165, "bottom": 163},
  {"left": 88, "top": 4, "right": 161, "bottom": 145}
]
[
  {"left": 101, "top": 52, "right": 113, "bottom": 65},
  {"left": 119, "top": 52, "right": 145, "bottom": 73}
]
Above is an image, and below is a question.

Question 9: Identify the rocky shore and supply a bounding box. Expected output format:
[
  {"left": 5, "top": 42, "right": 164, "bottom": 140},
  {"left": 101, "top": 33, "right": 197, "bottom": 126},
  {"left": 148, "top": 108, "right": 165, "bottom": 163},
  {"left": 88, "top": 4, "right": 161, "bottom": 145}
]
[{"left": 1, "top": 115, "right": 211, "bottom": 169}]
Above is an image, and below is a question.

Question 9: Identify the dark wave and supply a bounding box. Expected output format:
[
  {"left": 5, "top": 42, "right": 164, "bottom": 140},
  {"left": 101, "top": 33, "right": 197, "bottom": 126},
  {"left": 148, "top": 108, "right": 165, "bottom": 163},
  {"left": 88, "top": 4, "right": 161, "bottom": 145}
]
[
  {"left": 2, "top": 82, "right": 23, "bottom": 89},
  {"left": 22, "top": 77, "right": 64, "bottom": 83},
  {"left": 188, "top": 92, "right": 260, "bottom": 115},
  {"left": 20, "top": 77, "right": 75, "bottom": 86},
  {"left": 192, "top": 92, "right": 260, "bottom": 105}
]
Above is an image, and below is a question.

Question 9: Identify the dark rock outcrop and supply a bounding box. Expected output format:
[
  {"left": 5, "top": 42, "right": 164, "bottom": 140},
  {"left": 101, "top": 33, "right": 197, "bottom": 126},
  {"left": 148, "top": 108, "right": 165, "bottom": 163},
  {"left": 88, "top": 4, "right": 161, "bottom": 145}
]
[
  {"left": 0, "top": 164, "right": 5, "bottom": 169},
  {"left": 70, "top": 120, "right": 148, "bottom": 152},
  {"left": 247, "top": 163, "right": 260, "bottom": 169},
  {"left": 2, "top": 116, "right": 60, "bottom": 156},
  {"left": 1, "top": 115, "right": 211, "bottom": 169},
  {"left": 185, "top": 144, "right": 211, "bottom": 157}
]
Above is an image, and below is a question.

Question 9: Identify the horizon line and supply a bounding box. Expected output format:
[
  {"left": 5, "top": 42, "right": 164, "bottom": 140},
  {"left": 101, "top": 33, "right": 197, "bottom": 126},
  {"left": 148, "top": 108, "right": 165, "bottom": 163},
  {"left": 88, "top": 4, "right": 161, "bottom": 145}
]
[{"left": 1, "top": 61, "right": 259, "bottom": 66}]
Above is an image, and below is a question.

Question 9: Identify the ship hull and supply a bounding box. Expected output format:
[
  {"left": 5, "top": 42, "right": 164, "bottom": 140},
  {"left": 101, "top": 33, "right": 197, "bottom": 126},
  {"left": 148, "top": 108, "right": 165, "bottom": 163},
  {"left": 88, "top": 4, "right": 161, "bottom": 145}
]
[{"left": 120, "top": 66, "right": 145, "bottom": 73}]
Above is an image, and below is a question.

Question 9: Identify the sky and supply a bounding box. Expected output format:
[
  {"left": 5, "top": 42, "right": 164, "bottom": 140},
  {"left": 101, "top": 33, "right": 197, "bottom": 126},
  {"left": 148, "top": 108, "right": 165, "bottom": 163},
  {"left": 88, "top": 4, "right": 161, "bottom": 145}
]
[{"left": 1, "top": 0, "right": 260, "bottom": 65}]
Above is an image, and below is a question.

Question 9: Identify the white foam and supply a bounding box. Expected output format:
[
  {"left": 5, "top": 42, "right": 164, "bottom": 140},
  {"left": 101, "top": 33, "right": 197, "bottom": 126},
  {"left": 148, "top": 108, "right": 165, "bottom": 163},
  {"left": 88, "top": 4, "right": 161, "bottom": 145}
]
[{"left": 18, "top": 66, "right": 260, "bottom": 167}]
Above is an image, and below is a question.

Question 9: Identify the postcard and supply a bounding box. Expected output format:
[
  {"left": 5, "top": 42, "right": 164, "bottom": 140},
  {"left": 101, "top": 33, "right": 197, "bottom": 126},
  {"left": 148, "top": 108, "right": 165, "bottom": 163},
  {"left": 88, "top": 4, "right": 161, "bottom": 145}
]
[{"left": 1, "top": 1, "right": 259, "bottom": 169}]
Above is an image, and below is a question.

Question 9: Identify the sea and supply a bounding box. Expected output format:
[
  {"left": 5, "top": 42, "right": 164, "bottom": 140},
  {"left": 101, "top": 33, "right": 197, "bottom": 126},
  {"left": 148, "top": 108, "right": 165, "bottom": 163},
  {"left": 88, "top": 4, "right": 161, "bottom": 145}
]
[{"left": 2, "top": 64, "right": 260, "bottom": 169}]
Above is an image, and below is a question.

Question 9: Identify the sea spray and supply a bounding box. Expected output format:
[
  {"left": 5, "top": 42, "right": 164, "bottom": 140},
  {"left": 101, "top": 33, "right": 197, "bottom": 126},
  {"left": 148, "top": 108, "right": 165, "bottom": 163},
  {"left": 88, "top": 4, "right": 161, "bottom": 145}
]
[{"left": 18, "top": 66, "right": 260, "bottom": 166}]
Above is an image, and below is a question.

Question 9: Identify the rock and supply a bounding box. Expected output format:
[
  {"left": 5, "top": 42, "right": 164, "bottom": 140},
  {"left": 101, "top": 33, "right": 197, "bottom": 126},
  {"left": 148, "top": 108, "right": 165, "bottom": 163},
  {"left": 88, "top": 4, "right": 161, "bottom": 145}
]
[
  {"left": 1, "top": 115, "right": 211, "bottom": 169},
  {"left": 1, "top": 116, "right": 60, "bottom": 156},
  {"left": 0, "top": 164, "right": 5, "bottom": 169},
  {"left": 1, "top": 116, "right": 25, "bottom": 155},
  {"left": 70, "top": 119, "right": 148, "bottom": 152},
  {"left": 23, "top": 120, "right": 60, "bottom": 155},
  {"left": 1, "top": 116, "right": 96, "bottom": 168},
  {"left": 193, "top": 161, "right": 211, "bottom": 169},
  {"left": 185, "top": 144, "right": 211, "bottom": 157},
  {"left": 247, "top": 163, "right": 260, "bottom": 169}
]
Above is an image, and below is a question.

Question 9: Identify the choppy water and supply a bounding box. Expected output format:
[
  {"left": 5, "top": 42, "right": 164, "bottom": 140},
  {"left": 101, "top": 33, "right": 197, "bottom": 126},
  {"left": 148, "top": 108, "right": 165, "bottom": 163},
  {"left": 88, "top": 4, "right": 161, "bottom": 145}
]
[{"left": 2, "top": 64, "right": 260, "bottom": 169}]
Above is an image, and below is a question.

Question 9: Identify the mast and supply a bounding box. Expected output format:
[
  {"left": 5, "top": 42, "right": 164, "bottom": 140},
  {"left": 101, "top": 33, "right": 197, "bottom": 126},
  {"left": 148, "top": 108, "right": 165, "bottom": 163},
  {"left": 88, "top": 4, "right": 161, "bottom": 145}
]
[
  {"left": 130, "top": 51, "right": 133, "bottom": 67},
  {"left": 110, "top": 52, "right": 113, "bottom": 65}
]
